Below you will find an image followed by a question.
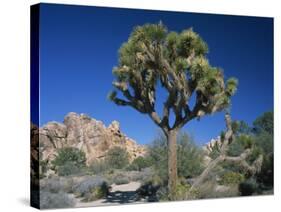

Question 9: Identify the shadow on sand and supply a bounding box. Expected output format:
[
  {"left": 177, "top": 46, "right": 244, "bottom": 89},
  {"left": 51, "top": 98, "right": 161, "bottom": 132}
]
[{"left": 103, "top": 190, "right": 140, "bottom": 204}]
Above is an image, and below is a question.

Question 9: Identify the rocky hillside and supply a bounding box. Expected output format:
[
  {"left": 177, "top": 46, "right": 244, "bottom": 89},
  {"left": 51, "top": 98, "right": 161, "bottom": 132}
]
[{"left": 39, "top": 112, "right": 146, "bottom": 164}]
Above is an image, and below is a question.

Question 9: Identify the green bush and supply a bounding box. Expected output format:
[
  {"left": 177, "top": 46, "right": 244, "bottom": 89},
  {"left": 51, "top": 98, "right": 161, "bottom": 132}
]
[
  {"left": 155, "top": 180, "right": 199, "bottom": 201},
  {"left": 52, "top": 147, "right": 86, "bottom": 176},
  {"left": 257, "top": 152, "right": 273, "bottom": 188},
  {"left": 82, "top": 182, "right": 109, "bottom": 202},
  {"left": 253, "top": 111, "right": 273, "bottom": 135},
  {"left": 105, "top": 146, "right": 129, "bottom": 169},
  {"left": 239, "top": 178, "right": 259, "bottom": 196},
  {"left": 127, "top": 156, "right": 152, "bottom": 171},
  {"left": 148, "top": 134, "right": 168, "bottom": 183},
  {"left": 137, "top": 178, "right": 199, "bottom": 201},
  {"left": 177, "top": 133, "right": 204, "bottom": 178},
  {"left": 173, "top": 182, "right": 191, "bottom": 200},
  {"left": 220, "top": 171, "right": 245, "bottom": 185},
  {"left": 252, "top": 112, "right": 273, "bottom": 190},
  {"left": 148, "top": 132, "right": 204, "bottom": 183}
]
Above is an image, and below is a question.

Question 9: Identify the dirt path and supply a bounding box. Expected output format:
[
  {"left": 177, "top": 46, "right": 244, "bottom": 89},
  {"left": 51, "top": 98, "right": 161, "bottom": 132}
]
[{"left": 75, "top": 181, "right": 144, "bottom": 208}]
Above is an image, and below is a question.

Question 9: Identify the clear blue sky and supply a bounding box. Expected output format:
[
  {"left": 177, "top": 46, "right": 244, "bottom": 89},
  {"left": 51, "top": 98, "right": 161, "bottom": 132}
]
[{"left": 38, "top": 3, "right": 273, "bottom": 145}]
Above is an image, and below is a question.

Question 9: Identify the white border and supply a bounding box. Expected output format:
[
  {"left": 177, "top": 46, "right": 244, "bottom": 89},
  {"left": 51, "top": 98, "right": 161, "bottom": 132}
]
[{"left": 0, "top": 0, "right": 280, "bottom": 211}]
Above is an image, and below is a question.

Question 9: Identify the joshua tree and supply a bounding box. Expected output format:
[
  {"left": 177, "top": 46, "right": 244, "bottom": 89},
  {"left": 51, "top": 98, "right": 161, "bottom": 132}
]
[
  {"left": 108, "top": 22, "right": 238, "bottom": 198},
  {"left": 191, "top": 113, "right": 263, "bottom": 190}
]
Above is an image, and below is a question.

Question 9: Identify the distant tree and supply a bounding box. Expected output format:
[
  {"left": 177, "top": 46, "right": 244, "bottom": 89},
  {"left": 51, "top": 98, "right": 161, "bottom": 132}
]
[
  {"left": 106, "top": 146, "right": 129, "bottom": 169},
  {"left": 232, "top": 120, "right": 251, "bottom": 135},
  {"left": 52, "top": 147, "right": 86, "bottom": 167},
  {"left": 253, "top": 111, "right": 273, "bottom": 135},
  {"left": 108, "top": 22, "right": 238, "bottom": 197},
  {"left": 253, "top": 111, "right": 273, "bottom": 188}
]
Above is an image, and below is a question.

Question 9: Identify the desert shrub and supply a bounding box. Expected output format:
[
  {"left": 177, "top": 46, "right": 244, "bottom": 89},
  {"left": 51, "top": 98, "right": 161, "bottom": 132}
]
[
  {"left": 177, "top": 133, "right": 204, "bottom": 178},
  {"left": 220, "top": 171, "right": 245, "bottom": 185},
  {"left": 57, "top": 161, "right": 83, "bottom": 176},
  {"left": 107, "top": 171, "right": 131, "bottom": 185},
  {"left": 148, "top": 132, "right": 204, "bottom": 183},
  {"left": 63, "top": 178, "right": 76, "bottom": 193},
  {"left": 106, "top": 168, "right": 153, "bottom": 185},
  {"left": 72, "top": 176, "right": 104, "bottom": 196},
  {"left": 255, "top": 132, "right": 273, "bottom": 156},
  {"left": 148, "top": 134, "right": 168, "bottom": 183},
  {"left": 114, "top": 176, "right": 130, "bottom": 185},
  {"left": 40, "top": 191, "right": 76, "bottom": 209},
  {"left": 148, "top": 180, "right": 198, "bottom": 201},
  {"left": 172, "top": 181, "right": 200, "bottom": 201},
  {"left": 72, "top": 176, "right": 108, "bottom": 201},
  {"left": 217, "top": 185, "right": 239, "bottom": 198},
  {"left": 204, "top": 184, "right": 239, "bottom": 199},
  {"left": 105, "top": 146, "right": 129, "bottom": 169},
  {"left": 89, "top": 159, "right": 109, "bottom": 174},
  {"left": 52, "top": 147, "right": 86, "bottom": 176},
  {"left": 127, "top": 156, "right": 152, "bottom": 171},
  {"left": 82, "top": 182, "right": 109, "bottom": 202},
  {"left": 40, "top": 177, "right": 75, "bottom": 193},
  {"left": 239, "top": 178, "right": 259, "bottom": 196},
  {"left": 195, "top": 178, "right": 237, "bottom": 199},
  {"left": 40, "top": 177, "right": 64, "bottom": 193},
  {"left": 130, "top": 168, "right": 153, "bottom": 182}
]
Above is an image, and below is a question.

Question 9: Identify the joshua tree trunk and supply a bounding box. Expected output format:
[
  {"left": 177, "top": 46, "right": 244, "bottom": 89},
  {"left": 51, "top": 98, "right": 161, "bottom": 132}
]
[{"left": 167, "top": 130, "right": 178, "bottom": 199}]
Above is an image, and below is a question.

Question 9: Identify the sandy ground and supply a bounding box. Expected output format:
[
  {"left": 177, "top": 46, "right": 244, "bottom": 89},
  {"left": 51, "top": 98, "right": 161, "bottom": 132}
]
[{"left": 74, "top": 181, "right": 144, "bottom": 208}]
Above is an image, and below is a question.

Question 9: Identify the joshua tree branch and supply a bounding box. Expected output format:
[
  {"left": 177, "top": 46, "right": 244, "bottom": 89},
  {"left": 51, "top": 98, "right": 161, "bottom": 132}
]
[
  {"left": 224, "top": 153, "right": 263, "bottom": 175},
  {"left": 190, "top": 113, "right": 263, "bottom": 190}
]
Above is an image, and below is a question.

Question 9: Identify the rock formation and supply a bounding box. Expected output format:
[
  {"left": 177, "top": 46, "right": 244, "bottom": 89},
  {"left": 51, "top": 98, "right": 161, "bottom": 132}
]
[{"left": 39, "top": 112, "right": 146, "bottom": 165}]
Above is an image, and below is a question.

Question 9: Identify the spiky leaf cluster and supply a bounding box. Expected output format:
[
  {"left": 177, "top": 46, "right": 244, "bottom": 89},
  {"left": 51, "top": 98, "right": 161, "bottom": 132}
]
[{"left": 109, "top": 22, "right": 238, "bottom": 131}]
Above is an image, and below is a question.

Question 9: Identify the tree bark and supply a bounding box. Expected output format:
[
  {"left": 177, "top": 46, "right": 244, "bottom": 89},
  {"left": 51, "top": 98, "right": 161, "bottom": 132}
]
[
  {"left": 190, "top": 155, "right": 224, "bottom": 190},
  {"left": 167, "top": 130, "right": 178, "bottom": 199}
]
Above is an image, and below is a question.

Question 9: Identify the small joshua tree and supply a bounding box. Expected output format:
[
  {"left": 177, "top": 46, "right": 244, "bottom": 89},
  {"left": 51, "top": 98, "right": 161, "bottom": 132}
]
[{"left": 108, "top": 22, "right": 238, "bottom": 198}]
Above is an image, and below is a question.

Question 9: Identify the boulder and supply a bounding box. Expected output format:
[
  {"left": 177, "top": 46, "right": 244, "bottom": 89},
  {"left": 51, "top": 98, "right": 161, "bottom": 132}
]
[{"left": 39, "top": 112, "right": 146, "bottom": 165}]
